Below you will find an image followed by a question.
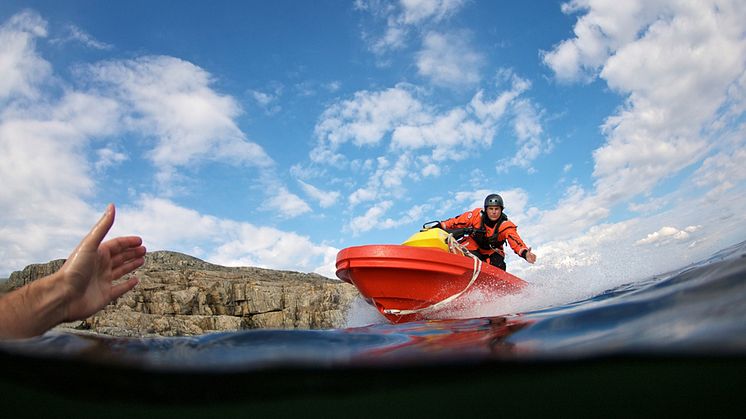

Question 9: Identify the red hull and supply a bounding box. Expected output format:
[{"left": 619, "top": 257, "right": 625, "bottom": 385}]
[{"left": 336, "top": 245, "right": 527, "bottom": 323}]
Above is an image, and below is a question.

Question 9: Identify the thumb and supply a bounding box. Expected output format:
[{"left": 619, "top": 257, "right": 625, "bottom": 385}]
[{"left": 85, "top": 204, "right": 115, "bottom": 249}]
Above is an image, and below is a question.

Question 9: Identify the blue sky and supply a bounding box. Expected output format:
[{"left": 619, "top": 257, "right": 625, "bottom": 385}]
[{"left": 1, "top": 0, "right": 745, "bottom": 283}]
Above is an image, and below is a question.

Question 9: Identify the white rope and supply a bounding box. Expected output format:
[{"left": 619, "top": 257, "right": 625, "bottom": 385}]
[{"left": 383, "top": 235, "right": 483, "bottom": 316}]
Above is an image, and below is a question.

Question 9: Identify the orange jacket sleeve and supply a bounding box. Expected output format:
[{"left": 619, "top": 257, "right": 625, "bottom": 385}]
[
  {"left": 498, "top": 221, "right": 529, "bottom": 258},
  {"left": 440, "top": 208, "right": 481, "bottom": 230}
]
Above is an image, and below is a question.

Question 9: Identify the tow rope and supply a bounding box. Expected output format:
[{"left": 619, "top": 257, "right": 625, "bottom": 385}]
[{"left": 382, "top": 234, "right": 483, "bottom": 316}]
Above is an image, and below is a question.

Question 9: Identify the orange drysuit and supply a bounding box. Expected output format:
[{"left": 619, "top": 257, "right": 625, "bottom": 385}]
[{"left": 440, "top": 208, "right": 529, "bottom": 269}]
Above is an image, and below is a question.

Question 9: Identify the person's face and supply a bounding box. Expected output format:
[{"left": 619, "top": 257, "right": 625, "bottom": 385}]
[{"left": 486, "top": 206, "right": 502, "bottom": 221}]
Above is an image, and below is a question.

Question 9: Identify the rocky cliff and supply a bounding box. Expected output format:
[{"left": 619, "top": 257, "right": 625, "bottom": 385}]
[{"left": 6, "top": 251, "right": 359, "bottom": 337}]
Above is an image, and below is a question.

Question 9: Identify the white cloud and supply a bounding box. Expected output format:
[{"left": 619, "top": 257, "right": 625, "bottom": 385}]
[
  {"left": 249, "top": 84, "right": 283, "bottom": 114},
  {"left": 51, "top": 24, "right": 112, "bottom": 50},
  {"left": 393, "top": 107, "right": 491, "bottom": 160},
  {"left": 263, "top": 187, "right": 312, "bottom": 218},
  {"left": 693, "top": 147, "right": 746, "bottom": 198},
  {"left": 416, "top": 31, "right": 483, "bottom": 86},
  {"left": 0, "top": 70, "right": 122, "bottom": 278},
  {"left": 113, "top": 197, "right": 339, "bottom": 277},
  {"left": 470, "top": 70, "right": 531, "bottom": 122},
  {"left": 542, "top": 0, "right": 662, "bottom": 83},
  {"left": 498, "top": 99, "right": 547, "bottom": 173},
  {"left": 349, "top": 186, "right": 379, "bottom": 207},
  {"left": 390, "top": 71, "right": 549, "bottom": 169},
  {"left": 250, "top": 90, "right": 274, "bottom": 106},
  {"left": 0, "top": 11, "right": 311, "bottom": 277},
  {"left": 347, "top": 154, "right": 415, "bottom": 207},
  {"left": 532, "top": 184, "right": 610, "bottom": 242},
  {"left": 360, "top": 0, "right": 467, "bottom": 54},
  {"left": 85, "top": 56, "right": 273, "bottom": 184},
  {"left": 299, "top": 180, "right": 340, "bottom": 208},
  {"left": 0, "top": 10, "right": 51, "bottom": 101},
  {"left": 421, "top": 162, "right": 440, "bottom": 177},
  {"left": 312, "top": 84, "right": 427, "bottom": 163},
  {"left": 544, "top": 0, "right": 746, "bottom": 205},
  {"left": 400, "top": 0, "right": 465, "bottom": 24},
  {"left": 636, "top": 225, "right": 702, "bottom": 246},
  {"left": 349, "top": 200, "right": 394, "bottom": 234},
  {"left": 95, "top": 146, "right": 128, "bottom": 171},
  {"left": 313, "top": 72, "right": 546, "bottom": 170},
  {"left": 348, "top": 200, "right": 427, "bottom": 235}
]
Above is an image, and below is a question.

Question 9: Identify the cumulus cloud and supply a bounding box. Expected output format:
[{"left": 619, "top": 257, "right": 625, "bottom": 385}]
[
  {"left": 299, "top": 180, "right": 340, "bottom": 208},
  {"left": 312, "top": 84, "right": 427, "bottom": 163},
  {"left": 113, "top": 197, "right": 339, "bottom": 277},
  {"left": 497, "top": 99, "right": 547, "bottom": 173},
  {"left": 400, "top": 0, "right": 466, "bottom": 25},
  {"left": 541, "top": 0, "right": 662, "bottom": 83},
  {"left": 262, "top": 186, "right": 312, "bottom": 218},
  {"left": 539, "top": 0, "right": 746, "bottom": 232},
  {"left": 636, "top": 225, "right": 701, "bottom": 246},
  {"left": 347, "top": 154, "right": 414, "bottom": 207},
  {"left": 249, "top": 84, "right": 283, "bottom": 115},
  {"left": 94, "top": 146, "right": 128, "bottom": 172},
  {"left": 348, "top": 200, "right": 393, "bottom": 234},
  {"left": 416, "top": 31, "right": 484, "bottom": 87},
  {"left": 358, "top": 0, "right": 466, "bottom": 54},
  {"left": 348, "top": 200, "right": 427, "bottom": 235},
  {"left": 0, "top": 10, "right": 51, "bottom": 101},
  {"left": 0, "top": 12, "right": 128, "bottom": 275},
  {"left": 85, "top": 56, "right": 273, "bottom": 185},
  {"left": 315, "top": 71, "right": 548, "bottom": 172},
  {"left": 51, "top": 24, "right": 112, "bottom": 50},
  {"left": 693, "top": 147, "right": 746, "bottom": 198},
  {"left": 0, "top": 12, "right": 124, "bottom": 275},
  {"left": 0, "top": 10, "right": 309, "bottom": 276}
]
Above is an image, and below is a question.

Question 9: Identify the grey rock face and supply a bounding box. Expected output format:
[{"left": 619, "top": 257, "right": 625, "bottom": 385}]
[{"left": 6, "top": 251, "right": 359, "bottom": 337}]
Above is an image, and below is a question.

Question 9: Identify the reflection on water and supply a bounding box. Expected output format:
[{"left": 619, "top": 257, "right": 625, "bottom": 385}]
[{"left": 0, "top": 316, "right": 531, "bottom": 372}]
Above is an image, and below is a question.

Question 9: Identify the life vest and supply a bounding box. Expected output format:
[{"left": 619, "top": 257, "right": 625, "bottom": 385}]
[
  {"left": 440, "top": 208, "right": 527, "bottom": 258},
  {"left": 472, "top": 211, "right": 510, "bottom": 255}
]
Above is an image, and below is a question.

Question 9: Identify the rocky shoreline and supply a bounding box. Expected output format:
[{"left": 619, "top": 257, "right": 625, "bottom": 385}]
[{"left": 5, "top": 251, "right": 359, "bottom": 337}]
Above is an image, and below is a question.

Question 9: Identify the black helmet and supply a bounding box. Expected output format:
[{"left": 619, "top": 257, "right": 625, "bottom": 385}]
[{"left": 484, "top": 193, "right": 504, "bottom": 209}]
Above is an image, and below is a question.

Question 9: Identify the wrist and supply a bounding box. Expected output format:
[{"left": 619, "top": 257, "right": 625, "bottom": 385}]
[{"left": 28, "top": 271, "right": 70, "bottom": 328}]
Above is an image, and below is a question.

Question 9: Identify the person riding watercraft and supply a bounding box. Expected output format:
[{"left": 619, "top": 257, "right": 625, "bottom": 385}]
[{"left": 434, "top": 194, "right": 536, "bottom": 271}]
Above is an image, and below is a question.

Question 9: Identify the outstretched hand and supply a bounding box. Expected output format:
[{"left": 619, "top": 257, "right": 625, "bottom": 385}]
[
  {"left": 61, "top": 204, "right": 146, "bottom": 321},
  {"left": 525, "top": 247, "right": 537, "bottom": 264},
  {"left": 0, "top": 204, "right": 146, "bottom": 338}
]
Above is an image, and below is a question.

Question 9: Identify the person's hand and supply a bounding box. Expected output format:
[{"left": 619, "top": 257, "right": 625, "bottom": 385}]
[
  {"left": 60, "top": 204, "right": 146, "bottom": 321},
  {"left": 524, "top": 247, "right": 537, "bottom": 264}
]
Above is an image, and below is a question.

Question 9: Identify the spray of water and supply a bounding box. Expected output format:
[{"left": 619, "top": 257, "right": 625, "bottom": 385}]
[{"left": 343, "top": 243, "right": 672, "bottom": 327}]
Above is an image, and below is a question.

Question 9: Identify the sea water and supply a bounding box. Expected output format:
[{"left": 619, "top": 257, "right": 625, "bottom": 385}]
[{"left": 1, "top": 242, "right": 745, "bottom": 413}]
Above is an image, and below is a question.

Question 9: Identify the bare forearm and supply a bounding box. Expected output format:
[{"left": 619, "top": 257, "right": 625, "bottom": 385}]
[{"left": 0, "top": 273, "right": 69, "bottom": 339}]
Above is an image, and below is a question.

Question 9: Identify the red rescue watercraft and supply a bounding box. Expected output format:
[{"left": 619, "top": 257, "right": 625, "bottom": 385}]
[{"left": 336, "top": 228, "right": 527, "bottom": 323}]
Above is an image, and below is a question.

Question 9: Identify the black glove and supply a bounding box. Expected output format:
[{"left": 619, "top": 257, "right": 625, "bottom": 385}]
[
  {"left": 471, "top": 228, "right": 486, "bottom": 245},
  {"left": 488, "top": 235, "right": 500, "bottom": 248}
]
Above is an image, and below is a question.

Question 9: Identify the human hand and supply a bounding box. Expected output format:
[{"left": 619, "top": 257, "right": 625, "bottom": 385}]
[
  {"left": 61, "top": 204, "right": 146, "bottom": 321},
  {"left": 525, "top": 247, "right": 537, "bottom": 264}
]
